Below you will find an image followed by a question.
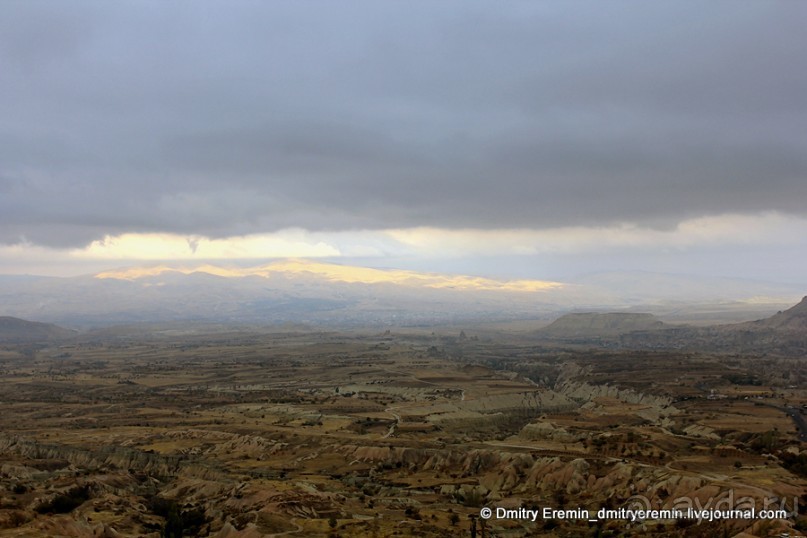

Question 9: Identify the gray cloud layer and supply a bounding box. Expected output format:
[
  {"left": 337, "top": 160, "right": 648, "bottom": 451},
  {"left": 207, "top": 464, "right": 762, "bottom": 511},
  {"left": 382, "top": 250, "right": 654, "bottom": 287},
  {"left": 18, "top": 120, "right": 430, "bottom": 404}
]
[{"left": 1, "top": 1, "right": 806, "bottom": 247}]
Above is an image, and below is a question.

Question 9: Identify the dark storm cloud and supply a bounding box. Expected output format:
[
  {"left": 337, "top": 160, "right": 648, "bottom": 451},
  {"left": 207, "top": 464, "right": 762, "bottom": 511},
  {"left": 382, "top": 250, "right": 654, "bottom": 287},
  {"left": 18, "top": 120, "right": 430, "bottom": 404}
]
[{"left": 1, "top": 0, "right": 805, "bottom": 247}]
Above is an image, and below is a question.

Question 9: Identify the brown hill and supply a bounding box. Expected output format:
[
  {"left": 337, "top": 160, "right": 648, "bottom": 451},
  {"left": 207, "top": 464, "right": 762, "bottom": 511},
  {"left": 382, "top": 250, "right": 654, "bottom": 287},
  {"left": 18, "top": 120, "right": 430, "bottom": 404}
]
[
  {"left": 0, "top": 316, "right": 75, "bottom": 343},
  {"left": 539, "top": 312, "right": 667, "bottom": 338}
]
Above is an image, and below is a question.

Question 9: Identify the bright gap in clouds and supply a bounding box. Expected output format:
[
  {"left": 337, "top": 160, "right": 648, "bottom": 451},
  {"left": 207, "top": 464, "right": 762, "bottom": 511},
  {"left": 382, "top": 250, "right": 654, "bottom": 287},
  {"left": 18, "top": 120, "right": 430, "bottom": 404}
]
[
  {"left": 76, "top": 231, "right": 342, "bottom": 260},
  {"left": 1, "top": 212, "right": 806, "bottom": 281}
]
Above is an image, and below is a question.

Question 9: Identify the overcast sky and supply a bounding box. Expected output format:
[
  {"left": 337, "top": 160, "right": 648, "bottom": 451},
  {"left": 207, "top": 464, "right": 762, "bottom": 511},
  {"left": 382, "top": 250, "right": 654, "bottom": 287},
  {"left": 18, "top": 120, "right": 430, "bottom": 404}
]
[{"left": 1, "top": 1, "right": 806, "bottom": 282}]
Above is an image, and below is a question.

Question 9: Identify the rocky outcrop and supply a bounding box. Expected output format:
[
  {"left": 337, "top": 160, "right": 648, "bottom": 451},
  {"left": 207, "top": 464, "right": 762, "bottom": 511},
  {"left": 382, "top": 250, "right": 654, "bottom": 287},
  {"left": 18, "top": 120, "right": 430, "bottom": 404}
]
[
  {"left": 519, "top": 422, "right": 579, "bottom": 443},
  {"left": 558, "top": 381, "right": 673, "bottom": 407},
  {"left": 14, "top": 516, "right": 127, "bottom": 538},
  {"left": 212, "top": 522, "right": 265, "bottom": 538},
  {"left": 683, "top": 424, "right": 720, "bottom": 440},
  {"left": 0, "top": 433, "right": 229, "bottom": 482},
  {"left": 403, "top": 389, "right": 577, "bottom": 432}
]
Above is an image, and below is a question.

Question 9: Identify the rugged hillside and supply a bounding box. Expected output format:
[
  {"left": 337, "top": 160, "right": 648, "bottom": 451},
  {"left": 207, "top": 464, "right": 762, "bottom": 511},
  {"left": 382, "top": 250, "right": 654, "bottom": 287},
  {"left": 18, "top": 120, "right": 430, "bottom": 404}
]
[
  {"left": 539, "top": 312, "right": 667, "bottom": 338},
  {"left": 744, "top": 296, "right": 807, "bottom": 331},
  {"left": 0, "top": 316, "right": 75, "bottom": 343},
  {"left": 617, "top": 296, "right": 807, "bottom": 356}
]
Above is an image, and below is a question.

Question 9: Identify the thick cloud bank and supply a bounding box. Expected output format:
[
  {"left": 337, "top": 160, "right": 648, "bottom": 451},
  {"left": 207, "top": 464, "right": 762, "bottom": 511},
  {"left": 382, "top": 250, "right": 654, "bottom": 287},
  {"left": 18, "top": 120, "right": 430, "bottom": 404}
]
[{"left": 1, "top": 1, "right": 805, "bottom": 248}]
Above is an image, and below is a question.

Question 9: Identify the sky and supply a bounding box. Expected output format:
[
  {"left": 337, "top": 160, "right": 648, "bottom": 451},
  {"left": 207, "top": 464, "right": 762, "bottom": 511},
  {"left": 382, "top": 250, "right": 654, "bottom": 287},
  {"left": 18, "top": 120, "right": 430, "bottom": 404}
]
[{"left": 1, "top": 1, "right": 806, "bottom": 283}]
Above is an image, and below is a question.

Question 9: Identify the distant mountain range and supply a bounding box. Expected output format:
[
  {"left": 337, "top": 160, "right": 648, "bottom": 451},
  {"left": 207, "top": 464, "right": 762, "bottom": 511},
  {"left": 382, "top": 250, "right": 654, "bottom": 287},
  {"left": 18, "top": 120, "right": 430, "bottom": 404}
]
[
  {"left": 1, "top": 262, "right": 804, "bottom": 356},
  {"left": 0, "top": 260, "right": 802, "bottom": 329},
  {"left": 0, "top": 260, "right": 584, "bottom": 328}
]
